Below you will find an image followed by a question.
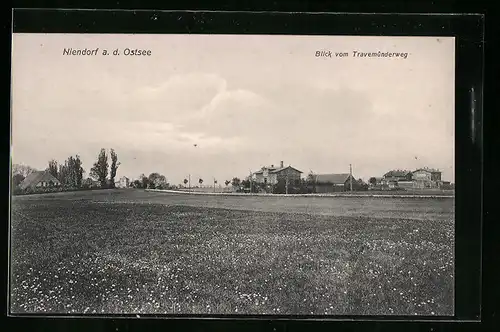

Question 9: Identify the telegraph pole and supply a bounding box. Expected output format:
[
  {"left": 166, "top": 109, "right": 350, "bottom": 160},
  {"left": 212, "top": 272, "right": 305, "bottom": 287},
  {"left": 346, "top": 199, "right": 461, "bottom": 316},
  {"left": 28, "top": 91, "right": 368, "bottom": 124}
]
[
  {"left": 188, "top": 174, "right": 191, "bottom": 191},
  {"left": 349, "top": 164, "right": 353, "bottom": 192},
  {"left": 213, "top": 178, "right": 216, "bottom": 193}
]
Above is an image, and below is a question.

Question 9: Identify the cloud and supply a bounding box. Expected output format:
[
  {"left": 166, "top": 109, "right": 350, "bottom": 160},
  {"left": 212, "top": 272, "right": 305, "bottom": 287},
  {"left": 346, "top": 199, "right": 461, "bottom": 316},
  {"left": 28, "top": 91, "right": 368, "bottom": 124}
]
[
  {"left": 179, "top": 82, "right": 377, "bottom": 152},
  {"left": 131, "top": 73, "right": 227, "bottom": 120}
]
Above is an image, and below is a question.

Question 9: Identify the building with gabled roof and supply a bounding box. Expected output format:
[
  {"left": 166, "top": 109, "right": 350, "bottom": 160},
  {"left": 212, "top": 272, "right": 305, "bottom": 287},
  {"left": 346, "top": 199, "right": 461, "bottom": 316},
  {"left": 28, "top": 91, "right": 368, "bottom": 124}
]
[
  {"left": 313, "top": 173, "right": 361, "bottom": 193},
  {"left": 18, "top": 170, "right": 61, "bottom": 190},
  {"left": 412, "top": 167, "right": 442, "bottom": 188},
  {"left": 383, "top": 169, "right": 413, "bottom": 182},
  {"left": 251, "top": 161, "right": 302, "bottom": 186}
]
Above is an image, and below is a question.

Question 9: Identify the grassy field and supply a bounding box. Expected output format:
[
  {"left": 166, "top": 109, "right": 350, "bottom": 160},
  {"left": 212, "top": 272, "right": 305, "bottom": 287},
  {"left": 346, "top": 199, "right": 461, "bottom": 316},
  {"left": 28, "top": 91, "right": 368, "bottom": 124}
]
[{"left": 10, "top": 189, "right": 454, "bottom": 316}]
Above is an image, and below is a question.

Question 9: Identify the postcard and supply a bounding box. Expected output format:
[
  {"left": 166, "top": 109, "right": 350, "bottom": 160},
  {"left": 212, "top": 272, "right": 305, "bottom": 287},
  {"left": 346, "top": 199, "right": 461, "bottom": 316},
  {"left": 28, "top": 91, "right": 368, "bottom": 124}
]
[{"left": 10, "top": 33, "right": 455, "bottom": 316}]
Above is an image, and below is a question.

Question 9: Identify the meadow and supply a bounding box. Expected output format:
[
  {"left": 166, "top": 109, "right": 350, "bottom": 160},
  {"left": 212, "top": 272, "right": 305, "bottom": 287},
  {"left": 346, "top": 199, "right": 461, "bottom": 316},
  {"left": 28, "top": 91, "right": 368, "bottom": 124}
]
[{"left": 10, "top": 189, "right": 454, "bottom": 316}]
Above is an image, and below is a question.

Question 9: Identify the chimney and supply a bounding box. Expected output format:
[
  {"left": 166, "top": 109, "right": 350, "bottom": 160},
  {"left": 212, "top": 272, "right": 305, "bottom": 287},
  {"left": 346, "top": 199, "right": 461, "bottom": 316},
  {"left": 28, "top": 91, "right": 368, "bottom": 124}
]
[{"left": 280, "top": 161, "right": 284, "bottom": 168}]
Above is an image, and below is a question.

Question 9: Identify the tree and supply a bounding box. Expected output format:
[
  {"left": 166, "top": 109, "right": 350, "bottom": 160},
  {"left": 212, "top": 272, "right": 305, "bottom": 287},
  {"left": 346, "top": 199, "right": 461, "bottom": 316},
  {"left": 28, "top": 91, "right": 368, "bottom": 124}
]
[
  {"left": 58, "top": 159, "right": 70, "bottom": 186},
  {"left": 139, "top": 174, "right": 149, "bottom": 189},
  {"left": 369, "top": 177, "right": 377, "bottom": 186},
  {"left": 109, "top": 149, "right": 120, "bottom": 188},
  {"left": 74, "top": 155, "right": 84, "bottom": 187},
  {"left": 58, "top": 163, "right": 68, "bottom": 186},
  {"left": 56, "top": 156, "right": 83, "bottom": 188},
  {"left": 306, "top": 171, "right": 316, "bottom": 183},
  {"left": 225, "top": 180, "right": 230, "bottom": 186},
  {"left": 231, "top": 177, "right": 241, "bottom": 187},
  {"left": 241, "top": 179, "right": 249, "bottom": 188},
  {"left": 240, "top": 178, "right": 258, "bottom": 193},
  {"left": 47, "top": 159, "right": 58, "bottom": 179},
  {"left": 273, "top": 178, "right": 287, "bottom": 194},
  {"left": 69, "top": 155, "right": 84, "bottom": 187},
  {"left": 183, "top": 179, "right": 188, "bottom": 187},
  {"left": 12, "top": 163, "right": 37, "bottom": 177},
  {"left": 300, "top": 178, "right": 311, "bottom": 194},
  {"left": 306, "top": 171, "right": 316, "bottom": 192},
  {"left": 357, "top": 178, "right": 368, "bottom": 191},
  {"left": 148, "top": 173, "right": 168, "bottom": 189},
  {"left": 198, "top": 178, "right": 203, "bottom": 186},
  {"left": 67, "top": 157, "right": 76, "bottom": 186},
  {"left": 12, "top": 174, "right": 25, "bottom": 187},
  {"left": 90, "top": 149, "right": 109, "bottom": 187}
]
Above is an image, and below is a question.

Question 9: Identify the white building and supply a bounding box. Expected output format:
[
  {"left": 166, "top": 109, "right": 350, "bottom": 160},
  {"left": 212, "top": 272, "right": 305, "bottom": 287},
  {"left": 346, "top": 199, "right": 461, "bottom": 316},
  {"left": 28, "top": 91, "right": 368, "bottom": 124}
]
[{"left": 115, "top": 176, "right": 130, "bottom": 188}]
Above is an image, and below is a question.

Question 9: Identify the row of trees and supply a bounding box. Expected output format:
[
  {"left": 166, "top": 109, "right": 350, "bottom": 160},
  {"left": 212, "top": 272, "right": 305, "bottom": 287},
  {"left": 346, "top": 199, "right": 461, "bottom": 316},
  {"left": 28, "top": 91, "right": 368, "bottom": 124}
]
[
  {"left": 47, "top": 155, "right": 85, "bottom": 188},
  {"left": 11, "top": 148, "right": 121, "bottom": 193},
  {"left": 45, "top": 149, "right": 120, "bottom": 188},
  {"left": 88, "top": 148, "right": 120, "bottom": 188},
  {"left": 131, "top": 172, "right": 169, "bottom": 189},
  {"left": 179, "top": 177, "right": 239, "bottom": 189},
  {"left": 180, "top": 178, "right": 220, "bottom": 187}
]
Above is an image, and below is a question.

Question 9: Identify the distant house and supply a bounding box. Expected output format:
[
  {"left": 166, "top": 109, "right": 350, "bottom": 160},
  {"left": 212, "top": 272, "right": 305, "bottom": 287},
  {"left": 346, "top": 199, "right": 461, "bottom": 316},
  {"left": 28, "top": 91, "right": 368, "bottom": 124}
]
[
  {"left": 383, "top": 170, "right": 413, "bottom": 182},
  {"left": 313, "top": 173, "right": 359, "bottom": 193},
  {"left": 412, "top": 168, "right": 442, "bottom": 189},
  {"left": 115, "top": 176, "right": 130, "bottom": 188},
  {"left": 18, "top": 170, "right": 61, "bottom": 190},
  {"left": 380, "top": 170, "right": 413, "bottom": 189},
  {"left": 252, "top": 161, "right": 302, "bottom": 186}
]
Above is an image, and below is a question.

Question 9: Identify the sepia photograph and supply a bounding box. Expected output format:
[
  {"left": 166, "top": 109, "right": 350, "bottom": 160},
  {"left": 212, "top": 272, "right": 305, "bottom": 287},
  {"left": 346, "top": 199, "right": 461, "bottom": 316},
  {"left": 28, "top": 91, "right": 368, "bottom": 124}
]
[{"left": 10, "top": 33, "right": 455, "bottom": 316}]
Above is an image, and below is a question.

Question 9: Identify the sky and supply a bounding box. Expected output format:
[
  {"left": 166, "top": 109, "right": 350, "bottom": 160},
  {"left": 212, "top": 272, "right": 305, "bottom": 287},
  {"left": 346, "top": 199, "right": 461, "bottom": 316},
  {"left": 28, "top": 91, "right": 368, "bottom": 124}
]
[{"left": 11, "top": 34, "right": 455, "bottom": 184}]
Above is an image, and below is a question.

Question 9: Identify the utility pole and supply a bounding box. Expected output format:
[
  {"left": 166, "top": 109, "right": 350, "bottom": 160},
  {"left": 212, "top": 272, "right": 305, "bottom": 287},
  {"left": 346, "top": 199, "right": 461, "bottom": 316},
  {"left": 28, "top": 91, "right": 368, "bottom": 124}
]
[
  {"left": 349, "top": 164, "right": 353, "bottom": 192},
  {"left": 213, "top": 178, "right": 216, "bottom": 193},
  {"left": 188, "top": 174, "right": 191, "bottom": 191}
]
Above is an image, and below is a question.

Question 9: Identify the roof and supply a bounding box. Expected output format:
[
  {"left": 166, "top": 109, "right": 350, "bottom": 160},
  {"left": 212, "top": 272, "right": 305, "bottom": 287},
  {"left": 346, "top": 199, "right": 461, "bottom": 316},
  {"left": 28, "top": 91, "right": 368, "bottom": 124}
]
[
  {"left": 314, "top": 173, "right": 352, "bottom": 184},
  {"left": 253, "top": 166, "right": 276, "bottom": 175},
  {"left": 269, "top": 166, "right": 302, "bottom": 174},
  {"left": 413, "top": 168, "right": 441, "bottom": 173},
  {"left": 253, "top": 165, "right": 302, "bottom": 175},
  {"left": 384, "top": 170, "right": 411, "bottom": 178},
  {"left": 19, "top": 171, "right": 61, "bottom": 190}
]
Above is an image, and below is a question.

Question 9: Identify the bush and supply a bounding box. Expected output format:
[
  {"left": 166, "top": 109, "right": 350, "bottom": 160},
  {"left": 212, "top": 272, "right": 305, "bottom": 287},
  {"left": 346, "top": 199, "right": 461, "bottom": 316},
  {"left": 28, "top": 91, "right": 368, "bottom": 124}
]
[
  {"left": 12, "top": 185, "right": 117, "bottom": 196},
  {"left": 12, "top": 187, "right": 24, "bottom": 196},
  {"left": 272, "top": 180, "right": 311, "bottom": 194}
]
